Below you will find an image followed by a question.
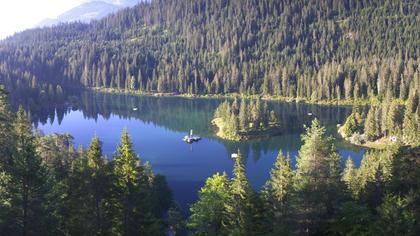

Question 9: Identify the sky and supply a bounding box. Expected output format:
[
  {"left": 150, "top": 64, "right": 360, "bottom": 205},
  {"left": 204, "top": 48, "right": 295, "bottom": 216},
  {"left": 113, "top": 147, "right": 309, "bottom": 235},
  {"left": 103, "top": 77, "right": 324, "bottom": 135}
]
[{"left": 0, "top": 0, "right": 89, "bottom": 39}]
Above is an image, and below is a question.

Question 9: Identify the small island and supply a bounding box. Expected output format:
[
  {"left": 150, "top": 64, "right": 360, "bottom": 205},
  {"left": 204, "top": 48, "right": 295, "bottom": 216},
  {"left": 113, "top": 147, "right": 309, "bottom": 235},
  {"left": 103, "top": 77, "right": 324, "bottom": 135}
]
[{"left": 212, "top": 98, "right": 281, "bottom": 141}]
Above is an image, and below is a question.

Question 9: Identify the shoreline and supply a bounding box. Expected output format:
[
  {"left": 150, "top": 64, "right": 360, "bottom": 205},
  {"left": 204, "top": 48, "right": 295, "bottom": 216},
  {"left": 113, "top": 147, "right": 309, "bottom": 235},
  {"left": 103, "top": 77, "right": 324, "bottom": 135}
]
[
  {"left": 89, "top": 87, "right": 377, "bottom": 107},
  {"left": 337, "top": 125, "right": 395, "bottom": 149}
]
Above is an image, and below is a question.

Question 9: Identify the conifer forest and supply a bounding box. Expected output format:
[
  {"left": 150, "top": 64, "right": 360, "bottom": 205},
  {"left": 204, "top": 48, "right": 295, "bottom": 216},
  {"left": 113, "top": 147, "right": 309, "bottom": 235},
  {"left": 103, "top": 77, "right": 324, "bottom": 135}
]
[{"left": 0, "top": 0, "right": 419, "bottom": 235}]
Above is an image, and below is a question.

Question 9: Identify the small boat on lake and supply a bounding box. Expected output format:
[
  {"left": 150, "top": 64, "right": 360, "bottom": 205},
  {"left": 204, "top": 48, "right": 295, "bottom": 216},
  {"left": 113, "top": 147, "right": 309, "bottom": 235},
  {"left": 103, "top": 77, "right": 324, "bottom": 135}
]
[
  {"left": 183, "top": 129, "right": 201, "bottom": 143},
  {"left": 133, "top": 107, "right": 138, "bottom": 111}
]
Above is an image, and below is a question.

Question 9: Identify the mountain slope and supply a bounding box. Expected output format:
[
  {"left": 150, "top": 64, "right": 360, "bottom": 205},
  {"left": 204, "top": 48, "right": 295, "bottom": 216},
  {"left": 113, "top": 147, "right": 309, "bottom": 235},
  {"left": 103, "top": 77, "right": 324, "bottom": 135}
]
[
  {"left": 0, "top": 0, "right": 419, "bottom": 102},
  {"left": 38, "top": 0, "right": 140, "bottom": 27}
]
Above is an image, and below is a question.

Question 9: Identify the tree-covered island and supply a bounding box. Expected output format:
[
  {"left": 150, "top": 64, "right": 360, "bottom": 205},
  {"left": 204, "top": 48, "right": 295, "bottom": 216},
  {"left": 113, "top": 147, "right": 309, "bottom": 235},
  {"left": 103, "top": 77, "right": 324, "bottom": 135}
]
[{"left": 212, "top": 98, "right": 280, "bottom": 141}]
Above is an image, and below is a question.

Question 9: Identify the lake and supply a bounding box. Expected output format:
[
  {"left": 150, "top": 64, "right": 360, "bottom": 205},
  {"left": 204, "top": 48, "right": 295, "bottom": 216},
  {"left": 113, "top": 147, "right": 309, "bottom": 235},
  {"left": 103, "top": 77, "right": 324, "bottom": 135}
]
[{"left": 12, "top": 91, "right": 365, "bottom": 211}]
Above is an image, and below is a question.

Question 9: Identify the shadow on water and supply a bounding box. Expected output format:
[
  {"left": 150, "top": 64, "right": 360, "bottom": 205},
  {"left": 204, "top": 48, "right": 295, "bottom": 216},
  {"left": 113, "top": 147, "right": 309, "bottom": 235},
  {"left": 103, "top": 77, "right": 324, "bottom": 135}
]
[{"left": 8, "top": 88, "right": 361, "bottom": 156}]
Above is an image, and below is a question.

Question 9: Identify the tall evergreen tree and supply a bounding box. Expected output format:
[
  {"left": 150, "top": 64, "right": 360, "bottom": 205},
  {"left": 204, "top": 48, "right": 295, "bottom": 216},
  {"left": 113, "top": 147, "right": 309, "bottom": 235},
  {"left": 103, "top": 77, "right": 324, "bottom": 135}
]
[
  {"left": 343, "top": 157, "right": 360, "bottom": 199},
  {"left": 223, "top": 150, "right": 253, "bottom": 235},
  {"left": 0, "top": 86, "right": 14, "bottom": 167},
  {"left": 112, "top": 128, "right": 142, "bottom": 235},
  {"left": 85, "top": 136, "right": 111, "bottom": 235},
  {"left": 8, "top": 107, "right": 51, "bottom": 235},
  {"left": 263, "top": 151, "right": 294, "bottom": 234},
  {"left": 294, "top": 118, "right": 342, "bottom": 234},
  {"left": 403, "top": 91, "right": 419, "bottom": 145},
  {"left": 364, "top": 106, "right": 378, "bottom": 141}
]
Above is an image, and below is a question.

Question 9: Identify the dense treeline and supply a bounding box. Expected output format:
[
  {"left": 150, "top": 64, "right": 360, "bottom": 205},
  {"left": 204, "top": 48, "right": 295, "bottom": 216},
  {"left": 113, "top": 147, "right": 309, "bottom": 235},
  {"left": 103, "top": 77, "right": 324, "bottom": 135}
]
[
  {"left": 0, "top": 88, "right": 177, "bottom": 235},
  {"left": 188, "top": 119, "right": 420, "bottom": 235},
  {"left": 339, "top": 91, "right": 420, "bottom": 146},
  {"left": 0, "top": 0, "right": 419, "bottom": 101},
  {"left": 213, "top": 98, "right": 279, "bottom": 140}
]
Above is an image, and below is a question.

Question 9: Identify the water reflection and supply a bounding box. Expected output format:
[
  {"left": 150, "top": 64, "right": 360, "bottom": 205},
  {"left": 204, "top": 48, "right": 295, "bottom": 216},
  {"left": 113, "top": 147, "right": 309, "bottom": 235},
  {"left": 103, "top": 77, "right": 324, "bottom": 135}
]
[{"left": 7, "top": 88, "right": 365, "bottom": 209}]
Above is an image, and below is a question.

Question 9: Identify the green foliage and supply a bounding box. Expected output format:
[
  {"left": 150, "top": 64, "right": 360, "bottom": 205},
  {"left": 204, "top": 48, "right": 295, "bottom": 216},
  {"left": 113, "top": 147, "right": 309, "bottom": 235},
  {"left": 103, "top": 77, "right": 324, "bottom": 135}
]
[
  {"left": 0, "top": 96, "right": 173, "bottom": 235},
  {"left": 111, "top": 128, "right": 169, "bottom": 235},
  {"left": 343, "top": 157, "right": 360, "bottom": 199},
  {"left": 331, "top": 201, "right": 375, "bottom": 236},
  {"left": 294, "top": 118, "right": 342, "bottom": 233},
  {"left": 403, "top": 91, "right": 420, "bottom": 146},
  {"left": 213, "top": 99, "right": 280, "bottom": 140},
  {"left": 267, "top": 151, "right": 293, "bottom": 204},
  {"left": 340, "top": 111, "right": 364, "bottom": 138},
  {"left": 223, "top": 150, "right": 254, "bottom": 235},
  {"left": 0, "top": 86, "right": 14, "bottom": 167},
  {"left": 374, "top": 194, "right": 416, "bottom": 235},
  {"left": 2, "top": 0, "right": 419, "bottom": 101},
  {"left": 364, "top": 106, "right": 380, "bottom": 141},
  {"left": 189, "top": 121, "right": 420, "bottom": 235},
  {"left": 7, "top": 107, "right": 51, "bottom": 235},
  {"left": 188, "top": 173, "right": 230, "bottom": 236},
  {"left": 114, "top": 128, "right": 139, "bottom": 188},
  {"left": 261, "top": 151, "right": 295, "bottom": 234},
  {"left": 341, "top": 97, "right": 419, "bottom": 146}
]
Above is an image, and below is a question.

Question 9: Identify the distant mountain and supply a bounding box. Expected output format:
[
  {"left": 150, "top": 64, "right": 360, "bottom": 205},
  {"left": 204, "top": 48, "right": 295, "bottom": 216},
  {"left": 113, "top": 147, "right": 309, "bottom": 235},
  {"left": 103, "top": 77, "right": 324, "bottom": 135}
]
[{"left": 38, "top": 0, "right": 140, "bottom": 27}]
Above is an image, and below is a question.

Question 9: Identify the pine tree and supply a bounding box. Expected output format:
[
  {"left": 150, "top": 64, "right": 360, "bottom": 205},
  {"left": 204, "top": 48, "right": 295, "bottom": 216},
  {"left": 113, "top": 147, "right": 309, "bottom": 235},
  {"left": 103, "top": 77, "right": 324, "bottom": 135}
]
[
  {"left": 114, "top": 128, "right": 139, "bottom": 188},
  {"left": 387, "top": 100, "right": 402, "bottom": 136},
  {"left": 0, "top": 169, "right": 12, "bottom": 233},
  {"left": 364, "top": 106, "right": 378, "bottom": 141},
  {"left": 343, "top": 157, "right": 359, "bottom": 199},
  {"left": 0, "top": 86, "right": 14, "bottom": 167},
  {"left": 223, "top": 150, "right": 253, "bottom": 235},
  {"left": 268, "top": 151, "right": 293, "bottom": 206},
  {"left": 263, "top": 151, "right": 294, "bottom": 234},
  {"left": 239, "top": 100, "right": 248, "bottom": 131},
  {"left": 9, "top": 107, "right": 50, "bottom": 235},
  {"left": 85, "top": 136, "right": 111, "bottom": 234},
  {"left": 402, "top": 91, "right": 419, "bottom": 145},
  {"left": 294, "top": 118, "right": 342, "bottom": 234},
  {"left": 112, "top": 128, "right": 141, "bottom": 235}
]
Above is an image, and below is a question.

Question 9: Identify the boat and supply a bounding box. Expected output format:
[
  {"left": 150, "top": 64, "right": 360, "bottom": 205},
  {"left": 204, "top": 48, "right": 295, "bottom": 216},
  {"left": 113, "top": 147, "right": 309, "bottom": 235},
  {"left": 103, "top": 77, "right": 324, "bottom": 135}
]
[
  {"left": 133, "top": 107, "right": 138, "bottom": 111},
  {"left": 183, "top": 129, "right": 201, "bottom": 143}
]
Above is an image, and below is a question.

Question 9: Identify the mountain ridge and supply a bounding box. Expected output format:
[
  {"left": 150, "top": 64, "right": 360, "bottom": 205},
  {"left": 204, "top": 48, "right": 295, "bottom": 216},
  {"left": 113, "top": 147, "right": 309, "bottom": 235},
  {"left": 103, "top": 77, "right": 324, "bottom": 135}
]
[{"left": 37, "top": 0, "right": 140, "bottom": 27}]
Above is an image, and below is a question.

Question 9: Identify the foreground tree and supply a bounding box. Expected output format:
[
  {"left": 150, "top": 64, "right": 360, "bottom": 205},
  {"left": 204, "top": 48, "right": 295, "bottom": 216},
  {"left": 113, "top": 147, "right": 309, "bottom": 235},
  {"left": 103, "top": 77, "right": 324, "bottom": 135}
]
[
  {"left": 294, "top": 118, "right": 342, "bottom": 234},
  {"left": 343, "top": 157, "right": 360, "bottom": 199},
  {"left": 112, "top": 128, "right": 142, "bottom": 235},
  {"left": 111, "top": 128, "right": 167, "bottom": 235},
  {"left": 262, "top": 151, "right": 294, "bottom": 234},
  {"left": 188, "top": 173, "right": 230, "bottom": 236},
  {"left": 223, "top": 151, "right": 254, "bottom": 235},
  {"left": 84, "top": 136, "right": 112, "bottom": 235},
  {"left": 0, "top": 86, "right": 14, "bottom": 167},
  {"left": 8, "top": 107, "right": 51, "bottom": 235}
]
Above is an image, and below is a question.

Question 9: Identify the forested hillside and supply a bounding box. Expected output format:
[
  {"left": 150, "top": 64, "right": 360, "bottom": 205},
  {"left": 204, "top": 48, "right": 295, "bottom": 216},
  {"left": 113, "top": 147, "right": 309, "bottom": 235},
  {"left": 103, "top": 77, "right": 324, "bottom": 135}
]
[{"left": 0, "top": 0, "right": 419, "bottom": 101}]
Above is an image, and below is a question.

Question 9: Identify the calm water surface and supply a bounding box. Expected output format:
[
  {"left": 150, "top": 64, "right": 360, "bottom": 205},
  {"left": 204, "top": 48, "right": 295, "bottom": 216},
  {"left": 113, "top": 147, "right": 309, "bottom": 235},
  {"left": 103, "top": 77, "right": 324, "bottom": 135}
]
[{"left": 17, "top": 92, "right": 365, "bottom": 211}]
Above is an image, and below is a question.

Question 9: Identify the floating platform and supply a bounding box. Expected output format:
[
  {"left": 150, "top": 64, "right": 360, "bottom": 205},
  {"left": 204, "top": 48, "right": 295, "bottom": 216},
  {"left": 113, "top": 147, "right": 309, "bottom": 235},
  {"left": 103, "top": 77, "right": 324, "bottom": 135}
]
[
  {"left": 183, "top": 129, "right": 201, "bottom": 143},
  {"left": 183, "top": 135, "right": 201, "bottom": 143}
]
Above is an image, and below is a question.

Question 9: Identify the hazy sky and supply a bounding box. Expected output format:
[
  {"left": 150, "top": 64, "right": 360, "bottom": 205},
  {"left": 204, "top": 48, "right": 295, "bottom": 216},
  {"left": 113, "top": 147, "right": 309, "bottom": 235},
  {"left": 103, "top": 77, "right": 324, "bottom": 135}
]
[{"left": 0, "top": 0, "right": 88, "bottom": 39}]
